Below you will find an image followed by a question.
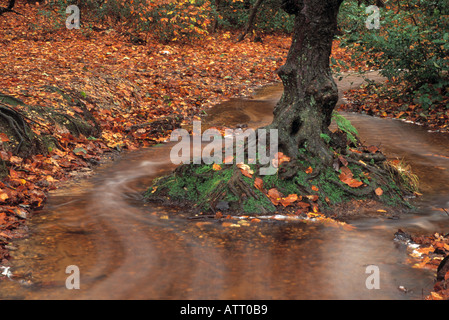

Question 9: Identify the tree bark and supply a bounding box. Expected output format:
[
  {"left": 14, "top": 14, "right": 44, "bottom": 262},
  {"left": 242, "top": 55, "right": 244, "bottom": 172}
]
[{"left": 267, "top": 0, "right": 343, "bottom": 165}]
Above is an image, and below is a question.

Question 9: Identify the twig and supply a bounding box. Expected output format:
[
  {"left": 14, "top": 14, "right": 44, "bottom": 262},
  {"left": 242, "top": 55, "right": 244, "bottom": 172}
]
[{"left": 441, "top": 207, "right": 449, "bottom": 217}]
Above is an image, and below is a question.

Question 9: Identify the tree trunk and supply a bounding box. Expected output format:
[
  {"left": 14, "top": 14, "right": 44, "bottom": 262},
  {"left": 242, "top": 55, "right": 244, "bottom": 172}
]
[
  {"left": 267, "top": 0, "right": 343, "bottom": 165},
  {"left": 0, "top": 0, "right": 17, "bottom": 16},
  {"left": 211, "top": 0, "right": 222, "bottom": 33},
  {"left": 237, "top": 0, "right": 264, "bottom": 42}
]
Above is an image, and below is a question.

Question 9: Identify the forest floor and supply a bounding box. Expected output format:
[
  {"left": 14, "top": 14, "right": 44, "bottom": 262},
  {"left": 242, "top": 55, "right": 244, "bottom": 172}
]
[{"left": 0, "top": 1, "right": 448, "bottom": 299}]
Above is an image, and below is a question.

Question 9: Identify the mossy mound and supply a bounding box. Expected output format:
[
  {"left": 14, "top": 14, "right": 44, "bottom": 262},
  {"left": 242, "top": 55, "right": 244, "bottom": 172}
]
[{"left": 144, "top": 143, "right": 417, "bottom": 217}]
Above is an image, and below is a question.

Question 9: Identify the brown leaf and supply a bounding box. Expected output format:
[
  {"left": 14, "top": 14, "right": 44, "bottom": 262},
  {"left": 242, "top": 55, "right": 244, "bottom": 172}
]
[
  {"left": 236, "top": 163, "right": 253, "bottom": 178},
  {"left": 254, "top": 177, "right": 264, "bottom": 191},
  {"left": 339, "top": 166, "right": 353, "bottom": 183},
  {"left": 296, "top": 201, "right": 310, "bottom": 208},
  {"left": 338, "top": 155, "right": 348, "bottom": 167},
  {"left": 339, "top": 166, "right": 363, "bottom": 188},
  {"left": 0, "top": 212, "right": 6, "bottom": 225},
  {"left": 267, "top": 188, "right": 283, "bottom": 205},
  {"left": 367, "top": 145, "right": 379, "bottom": 153}
]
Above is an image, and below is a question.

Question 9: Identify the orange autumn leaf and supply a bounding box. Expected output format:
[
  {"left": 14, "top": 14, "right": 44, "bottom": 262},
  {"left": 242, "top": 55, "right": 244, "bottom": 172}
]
[
  {"left": 212, "top": 163, "right": 222, "bottom": 171},
  {"left": 296, "top": 201, "right": 311, "bottom": 208},
  {"left": 305, "top": 166, "right": 313, "bottom": 174},
  {"left": 267, "top": 188, "right": 283, "bottom": 205},
  {"left": 254, "top": 177, "right": 264, "bottom": 191},
  {"left": 241, "top": 169, "right": 253, "bottom": 178},
  {"left": 347, "top": 179, "right": 364, "bottom": 188},
  {"left": 338, "top": 155, "right": 348, "bottom": 167},
  {"left": 271, "top": 152, "right": 290, "bottom": 168},
  {"left": 0, "top": 212, "right": 6, "bottom": 225},
  {"left": 366, "top": 145, "right": 379, "bottom": 153},
  {"left": 306, "top": 194, "right": 319, "bottom": 202},
  {"left": 223, "top": 155, "right": 234, "bottom": 164},
  {"left": 0, "top": 190, "right": 9, "bottom": 202},
  {"left": 311, "top": 185, "right": 319, "bottom": 192},
  {"left": 339, "top": 166, "right": 363, "bottom": 188},
  {"left": 0, "top": 133, "right": 10, "bottom": 142},
  {"left": 349, "top": 148, "right": 362, "bottom": 154},
  {"left": 280, "top": 194, "right": 298, "bottom": 207},
  {"left": 375, "top": 187, "right": 383, "bottom": 196},
  {"left": 237, "top": 163, "right": 253, "bottom": 178}
]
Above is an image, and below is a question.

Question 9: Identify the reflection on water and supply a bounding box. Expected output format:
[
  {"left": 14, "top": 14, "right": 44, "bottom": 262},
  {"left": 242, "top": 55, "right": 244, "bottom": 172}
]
[{"left": 2, "top": 80, "right": 449, "bottom": 300}]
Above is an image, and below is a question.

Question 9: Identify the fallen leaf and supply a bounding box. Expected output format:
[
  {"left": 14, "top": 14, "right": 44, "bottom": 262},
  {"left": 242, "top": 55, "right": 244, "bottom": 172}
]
[
  {"left": 367, "top": 145, "right": 379, "bottom": 153},
  {"left": 0, "top": 212, "right": 6, "bottom": 225},
  {"left": 339, "top": 166, "right": 363, "bottom": 188},
  {"left": 338, "top": 155, "right": 348, "bottom": 167},
  {"left": 375, "top": 187, "right": 383, "bottom": 196},
  {"left": 223, "top": 155, "right": 234, "bottom": 164},
  {"left": 212, "top": 163, "right": 222, "bottom": 171},
  {"left": 430, "top": 292, "right": 444, "bottom": 300},
  {"left": 296, "top": 201, "right": 310, "bottom": 208},
  {"left": 254, "top": 177, "right": 264, "bottom": 191},
  {"left": 271, "top": 152, "right": 290, "bottom": 168},
  {"left": 280, "top": 194, "right": 298, "bottom": 207},
  {"left": 0, "top": 133, "right": 10, "bottom": 142},
  {"left": 0, "top": 191, "right": 9, "bottom": 202},
  {"left": 267, "top": 188, "right": 283, "bottom": 205},
  {"left": 306, "top": 194, "right": 319, "bottom": 202}
]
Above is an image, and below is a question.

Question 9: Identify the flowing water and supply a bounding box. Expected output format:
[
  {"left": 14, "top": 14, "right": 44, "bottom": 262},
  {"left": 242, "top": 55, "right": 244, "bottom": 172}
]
[{"left": 1, "top": 73, "right": 449, "bottom": 300}]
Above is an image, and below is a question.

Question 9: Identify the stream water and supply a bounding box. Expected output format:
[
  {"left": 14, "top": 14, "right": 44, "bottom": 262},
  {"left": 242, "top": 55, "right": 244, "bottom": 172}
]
[{"left": 1, "top": 74, "right": 449, "bottom": 300}]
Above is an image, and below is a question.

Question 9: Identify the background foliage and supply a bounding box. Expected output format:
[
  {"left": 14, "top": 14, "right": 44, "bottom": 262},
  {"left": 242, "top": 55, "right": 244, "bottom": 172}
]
[{"left": 338, "top": 0, "right": 449, "bottom": 111}]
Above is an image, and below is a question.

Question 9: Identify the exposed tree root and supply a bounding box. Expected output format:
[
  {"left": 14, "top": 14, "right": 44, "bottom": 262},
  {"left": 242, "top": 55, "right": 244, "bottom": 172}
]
[{"left": 0, "top": 103, "right": 41, "bottom": 157}]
